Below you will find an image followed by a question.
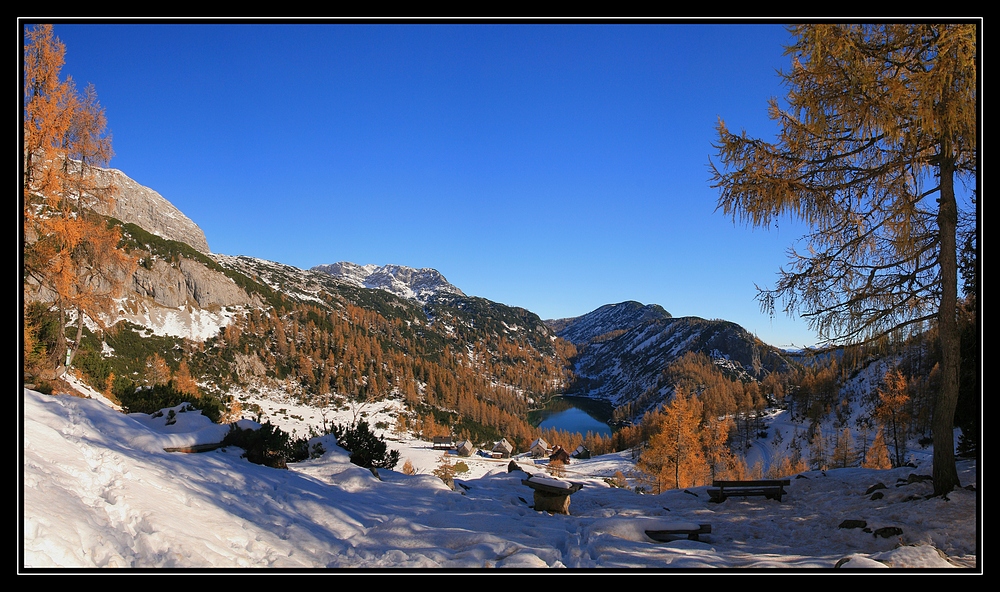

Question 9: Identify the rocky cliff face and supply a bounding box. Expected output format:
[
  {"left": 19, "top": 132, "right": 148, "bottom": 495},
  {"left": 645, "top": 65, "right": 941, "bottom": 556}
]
[
  {"left": 89, "top": 166, "right": 210, "bottom": 254},
  {"left": 24, "top": 164, "right": 259, "bottom": 340},
  {"left": 131, "top": 258, "right": 260, "bottom": 310}
]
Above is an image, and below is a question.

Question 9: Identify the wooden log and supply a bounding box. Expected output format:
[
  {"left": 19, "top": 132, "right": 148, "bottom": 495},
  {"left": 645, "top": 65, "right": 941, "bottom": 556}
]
[
  {"left": 521, "top": 478, "right": 583, "bottom": 495},
  {"left": 163, "top": 442, "right": 224, "bottom": 453}
]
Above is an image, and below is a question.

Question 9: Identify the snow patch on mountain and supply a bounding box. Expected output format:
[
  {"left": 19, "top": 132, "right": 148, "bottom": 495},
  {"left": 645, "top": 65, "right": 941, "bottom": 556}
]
[{"left": 311, "top": 262, "right": 466, "bottom": 304}]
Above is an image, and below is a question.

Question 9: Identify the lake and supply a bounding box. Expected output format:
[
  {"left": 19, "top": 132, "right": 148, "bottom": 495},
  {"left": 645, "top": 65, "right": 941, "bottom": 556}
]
[{"left": 529, "top": 396, "right": 613, "bottom": 437}]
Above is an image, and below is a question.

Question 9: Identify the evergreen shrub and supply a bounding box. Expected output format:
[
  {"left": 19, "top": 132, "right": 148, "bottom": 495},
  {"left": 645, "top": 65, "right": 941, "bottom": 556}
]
[
  {"left": 116, "top": 382, "right": 225, "bottom": 423},
  {"left": 329, "top": 420, "right": 401, "bottom": 470},
  {"left": 222, "top": 421, "right": 310, "bottom": 469}
]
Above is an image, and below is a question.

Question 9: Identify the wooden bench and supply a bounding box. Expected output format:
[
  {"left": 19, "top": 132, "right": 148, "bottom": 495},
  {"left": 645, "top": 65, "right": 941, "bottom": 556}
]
[
  {"left": 645, "top": 524, "right": 712, "bottom": 542},
  {"left": 707, "top": 479, "right": 790, "bottom": 502},
  {"left": 522, "top": 476, "right": 584, "bottom": 515}
]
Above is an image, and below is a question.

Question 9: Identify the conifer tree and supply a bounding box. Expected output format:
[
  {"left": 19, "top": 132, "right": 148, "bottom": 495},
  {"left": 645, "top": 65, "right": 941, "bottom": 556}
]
[
  {"left": 702, "top": 415, "right": 735, "bottom": 481},
  {"left": 711, "top": 24, "right": 977, "bottom": 495},
  {"left": 863, "top": 430, "right": 893, "bottom": 470},
  {"left": 433, "top": 454, "right": 456, "bottom": 489},
  {"left": 23, "top": 24, "right": 136, "bottom": 377},
  {"left": 171, "top": 360, "right": 200, "bottom": 398},
  {"left": 832, "top": 427, "right": 856, "bottom": 468},
  {"left": 875, "top": 368, "right": 911, "bottom": 467},
  {"left": 638, "top": 388, "right": 706, "bottom": 491},
  {"left": 145, "top": 353, "right": 172, "bottom": 386}
]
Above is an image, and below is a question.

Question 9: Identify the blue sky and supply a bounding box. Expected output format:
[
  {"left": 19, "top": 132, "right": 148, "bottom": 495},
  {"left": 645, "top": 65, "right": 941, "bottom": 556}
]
[{"left": 45, "top": 21, "right": 821, "bottom": 349}]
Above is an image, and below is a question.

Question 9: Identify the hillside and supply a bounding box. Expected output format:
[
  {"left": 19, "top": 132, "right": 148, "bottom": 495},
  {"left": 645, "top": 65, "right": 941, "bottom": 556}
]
[
  {"left": 22, "top": 386, "right": 978, "bottom": 569},
  {"left": 23, "top": 164, "right": 977, "bottom": 488},
  {"left": 551, "top": 301, "right": 794, "bottom": 416},
  {"left": 25, "top": 207, "right": 574, "bottom": 453},
  {"left": 23, "top": 162, "right": 809, "bottom": 446}
]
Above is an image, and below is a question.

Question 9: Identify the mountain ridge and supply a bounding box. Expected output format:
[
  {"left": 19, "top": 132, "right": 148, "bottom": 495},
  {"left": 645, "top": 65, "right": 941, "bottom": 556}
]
[
  {"left": 311, "top": 262, "right": 465, "bottom": 305},
  {"left": 545, "top": 301, "right": 672, "bottom": 345},
  {"left": 29, "top": 164, "right": 795, "bottom": 435},
  {"left": 550, "top": 301, "right": 793, "bottom": 416}
]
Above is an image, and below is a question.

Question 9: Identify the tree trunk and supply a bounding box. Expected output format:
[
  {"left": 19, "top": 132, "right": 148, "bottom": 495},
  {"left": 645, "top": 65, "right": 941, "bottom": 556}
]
[
  {"left": 66, "top": 306, "right": 85, "bottom": 369},
  {"left": 932, "top": 153, "right": 961, "bottom": 495},
  {"left": 54, "top": 300, "right": 69, "bottom": 377}
]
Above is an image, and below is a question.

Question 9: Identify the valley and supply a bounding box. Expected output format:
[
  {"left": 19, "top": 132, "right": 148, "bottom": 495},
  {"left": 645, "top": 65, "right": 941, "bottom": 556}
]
[{"left": 22, "top": 163, "right": 977, "bottom": 484}]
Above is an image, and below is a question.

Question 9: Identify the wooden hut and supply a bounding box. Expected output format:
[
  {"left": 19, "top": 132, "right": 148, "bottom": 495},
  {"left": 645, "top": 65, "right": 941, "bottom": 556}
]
[
  {"left": 455, "top": 439, "right": 475, "bottom": 457},
  {"left": 491, "top": 438, "right": 514, "bottom": 459},
  {"left": 549, "top": 445, "right": 571, "bottom": 464},
  {"left": 529, "top": 437, "right": 549, "bottom": 458},
  {"left": 433, "top": 435, "right": 454, "bottom": 450}
]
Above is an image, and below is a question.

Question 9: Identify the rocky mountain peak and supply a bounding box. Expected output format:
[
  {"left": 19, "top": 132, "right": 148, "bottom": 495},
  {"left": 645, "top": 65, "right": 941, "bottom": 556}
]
[
  {"left": 87, "top": 165, "right": 210, "bottom": 254},
  {"left": 311, "top": 262, "right": 465, "bottom": 304}
]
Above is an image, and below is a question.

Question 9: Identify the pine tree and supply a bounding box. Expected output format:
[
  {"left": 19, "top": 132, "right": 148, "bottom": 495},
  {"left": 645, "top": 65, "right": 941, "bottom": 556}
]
[
  {"left": 809, "top": 427, "right": 828, "bottom": 471},
  {"left": 433, "top": 454, "right": 456, "bottom": 489},
  {"left": 702, "top": 415, "right": 735, "bottom": 481},
  {"left": 832, "top": 427, "right": 856, "bottom": 468},
  {"left": 711, "top": 23, "right": 976, "bottom": 495},
  {"left": 172, "top": 360, "right": 200, "bottom": 398},
  {"left": 145, "top": 353, "right": 172, "bottom": 386}
]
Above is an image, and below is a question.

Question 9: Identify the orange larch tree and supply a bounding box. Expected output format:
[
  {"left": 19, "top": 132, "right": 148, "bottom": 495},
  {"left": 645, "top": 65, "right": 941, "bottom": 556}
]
[
  {"left": 23, "top": 24, "right": 136, "bottom": 377},
  {"left": 638, "top": 387, "right": 707, "bottom": 492}
]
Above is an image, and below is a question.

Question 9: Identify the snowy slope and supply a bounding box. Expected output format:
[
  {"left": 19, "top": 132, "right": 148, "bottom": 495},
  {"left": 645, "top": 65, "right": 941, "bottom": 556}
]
[
  {"left": 549, "top": 301, "right": 671, "bottom": 345},
  {"left": 22, "top": 388, "right": 979, "bottom": 571}
]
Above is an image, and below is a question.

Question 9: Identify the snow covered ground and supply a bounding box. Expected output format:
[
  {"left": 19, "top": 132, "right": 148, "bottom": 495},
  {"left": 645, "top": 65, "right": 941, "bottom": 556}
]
[{"left": 22, "top": 386, "right": 979, "bottom": 571}]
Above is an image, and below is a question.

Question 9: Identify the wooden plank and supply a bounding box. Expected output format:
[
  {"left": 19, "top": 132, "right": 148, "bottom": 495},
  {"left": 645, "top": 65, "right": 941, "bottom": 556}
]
[
  {"left": 708, "top": 485, "right": 786, "bottom": 502},
  {"left": 712, "top": 479, "right": 790, "bottom": 487},
  {"left": 521, "top": 478, "right": 583, "bottom": 495},
  {"left": 646, "top": 525, "right": 712, "bottom": 542},
  {"left": 163, "top": 442, "right": 224, "bottom": 453}
]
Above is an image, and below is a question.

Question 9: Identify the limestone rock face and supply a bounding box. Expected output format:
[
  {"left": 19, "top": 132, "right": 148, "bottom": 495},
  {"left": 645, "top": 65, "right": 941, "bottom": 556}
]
[
  {"left": 88, "top": 166, "right": 210, "bottom": 254},
  {"left": 132, "top": 258, "right": 259, "bottom": 309}
]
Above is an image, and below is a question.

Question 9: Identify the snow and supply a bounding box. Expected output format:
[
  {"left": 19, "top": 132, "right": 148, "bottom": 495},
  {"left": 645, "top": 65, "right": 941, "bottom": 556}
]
[
  {"left": 526, "top": 475, "right": 575, "bottom": 489},
  {"left": 116, "top": 301, "right": 236, "bottom": 341},
  {"left": 22, "top": 387, "right": 979, "bottom": 571}
]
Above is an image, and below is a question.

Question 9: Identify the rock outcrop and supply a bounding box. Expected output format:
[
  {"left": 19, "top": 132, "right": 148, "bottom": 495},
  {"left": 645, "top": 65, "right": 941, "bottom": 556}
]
[
  {"left": 132, "top": 258, "right": 259, "bottom": 310},
  {"left": 88, "top": 166, "right": 210, "bottom": 254}
]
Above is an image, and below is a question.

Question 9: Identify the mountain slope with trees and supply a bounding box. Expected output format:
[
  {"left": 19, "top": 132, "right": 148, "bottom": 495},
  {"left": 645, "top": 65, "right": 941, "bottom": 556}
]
[
  {"left": 22, "top": 24, "right": 977, "bottom": 505},
  {"left": 552, "top": 302, "right": 794, "bottom": 420}
]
